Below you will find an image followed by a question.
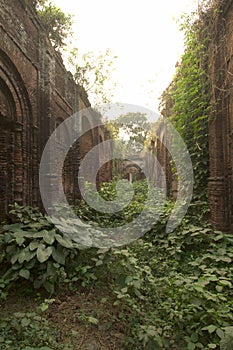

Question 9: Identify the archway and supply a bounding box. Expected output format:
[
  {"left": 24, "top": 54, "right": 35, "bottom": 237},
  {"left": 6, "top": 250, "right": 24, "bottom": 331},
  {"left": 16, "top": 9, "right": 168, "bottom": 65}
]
[{"left": 0, "top": 50, "right": 32, "bottom": 215}]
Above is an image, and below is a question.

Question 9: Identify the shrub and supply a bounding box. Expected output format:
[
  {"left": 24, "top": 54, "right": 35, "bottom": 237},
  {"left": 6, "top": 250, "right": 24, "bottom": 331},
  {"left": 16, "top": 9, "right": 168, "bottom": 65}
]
[{"left": 0, "top": 204, "right": 85, "bottom": 293}]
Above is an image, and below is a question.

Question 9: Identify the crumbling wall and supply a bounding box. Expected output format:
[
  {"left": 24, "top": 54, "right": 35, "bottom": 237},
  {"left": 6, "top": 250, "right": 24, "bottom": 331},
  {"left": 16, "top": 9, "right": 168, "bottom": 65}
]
[{"left": 0, "top": 0, "right": 111, "bottom": 215}]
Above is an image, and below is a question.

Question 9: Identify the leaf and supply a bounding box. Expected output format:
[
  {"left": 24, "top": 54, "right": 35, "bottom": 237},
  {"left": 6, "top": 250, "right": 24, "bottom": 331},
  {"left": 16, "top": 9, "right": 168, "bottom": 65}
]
[
  {"left": 36, "top": 245, "right": 53, "bottom": 263},
  {"left": 39, "top": 299, "right": 55, "bottom": 312},
  {"left": 55, "top": 234, "right": 73, "bottom": 248},
  {"left": 42, "top": 230, "right": 55, "bottom": 245},
  {"left": 18, "top": 250, "right": 27, "bottom": 264},
  {"left": 202, "top": 325, "right": 217, "bottom": 333},
  {"left": 14, "top": 312, "right": 26, "bottom": 318},
  {"left": 52, "top": 247, "right": 66, "bottom": 265},
  {"left": 25, "top": 258, "right": 36, "bottom": 270},
  {"left": 125, "top": 275, "right": 133, "bottom": 284},
  {"left": 19, "top": 269, "right": 30, "bottom": 280},
  {"left": 100, "top": 298, "right": 108, "bottom": 303},
  {"left": 21, "top": 317, "right": 31, "bottom": 327},
  {"left": 29, "top": 241, "right": 40, "bottom": 251},
  {"left": 16, "top": 237, "right": 25, "bottom": 246},
  {"left": 11, "top": 252, "right": 20, "bottom": 264},
  {"left": 220, "top": 256, "right": 231, "bottom": 263},
  {"left": 87, "top": 316, "right": 99, "bottom": 325},
  {"left": 213, "top": 234, "right": 224, "bottom": 241},
  {"left": 43, "top": 280, "right": 54, "bottom": 294},
  {"left": 216, "top": 285, "right": 223, "bottom": 292},
  {"left": 95, "top": 259, "right": 103, "bottom": 266},
  {"left": 4, "top": 232, "right": 14, "bottom": 243},
  {"left": 224, "top": 326, "right": 233, "bottom": 334},
  {"left": 187, "top": 342, "right": 196, "bottom": 350},
  {"left": 3, "top": 223, "right": 22, "bottom": 231},
  {"left": 219, "top": 279, "right": 232, "bottom": 287},
  {"left": 191, "top": 333, "right": 198, "bottom": 343},
  {"left": 25, "top": 249, "right": 36, "bottom": 262},
  {"left": 216, "top": 328, "right": 224, "bottom": 339}
]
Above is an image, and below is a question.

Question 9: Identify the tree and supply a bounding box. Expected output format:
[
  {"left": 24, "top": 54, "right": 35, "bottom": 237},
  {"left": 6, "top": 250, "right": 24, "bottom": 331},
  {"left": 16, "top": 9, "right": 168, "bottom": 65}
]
[
  {"left": 35, "top": 0, "right": 116, "bottom": 104},
  {"left": 113, "top": 113, "right": 151, "bottom": 153},
  {"left": 35, "top": 0, "right": 73, "bottom": 50},
  {"left": 69, "top": 48, "right": 117, "bottom": 106}
]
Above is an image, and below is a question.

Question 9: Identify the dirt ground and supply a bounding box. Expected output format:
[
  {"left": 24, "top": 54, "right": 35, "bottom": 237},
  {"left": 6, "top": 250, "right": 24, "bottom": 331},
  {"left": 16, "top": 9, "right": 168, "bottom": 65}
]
[{"left": 1, "top": 286, "right": 131, "bottom": 350}]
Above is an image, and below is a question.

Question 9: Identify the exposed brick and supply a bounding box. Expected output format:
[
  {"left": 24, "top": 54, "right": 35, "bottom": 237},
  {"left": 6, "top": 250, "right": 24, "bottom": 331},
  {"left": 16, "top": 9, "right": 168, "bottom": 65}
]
[{"left": 0, "top": 0, "right": 112, "bottom": 217}]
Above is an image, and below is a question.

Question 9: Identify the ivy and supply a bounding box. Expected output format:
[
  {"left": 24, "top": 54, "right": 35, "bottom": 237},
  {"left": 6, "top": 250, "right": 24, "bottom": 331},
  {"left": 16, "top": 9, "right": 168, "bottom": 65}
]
[{"left": 160, "top": 5, "right": 212, "bottom": 205}]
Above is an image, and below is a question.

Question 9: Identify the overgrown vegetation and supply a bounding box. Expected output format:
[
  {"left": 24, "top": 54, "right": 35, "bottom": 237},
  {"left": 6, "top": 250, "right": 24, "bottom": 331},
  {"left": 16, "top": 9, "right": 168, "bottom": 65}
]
[
  {"left": 0, "top": 299, "right": 64, "bottom": 350},
  {"left": 159, "top": 3, "right": 212, "bottom": 205},
  {"left": 68, "top": 48, "right": 117, "bottom": 105},
  {"left": 1, "top": 1, "right": 232, "bottom": 349},
  {"left": 33, "top": 0, "right": 116, "bottom": 105},
  {"left": 1, "top": 179, "right": 233, "bottom": 349},
  {"left": 35, "top": 0, "right": 73, "bottom": 50}
]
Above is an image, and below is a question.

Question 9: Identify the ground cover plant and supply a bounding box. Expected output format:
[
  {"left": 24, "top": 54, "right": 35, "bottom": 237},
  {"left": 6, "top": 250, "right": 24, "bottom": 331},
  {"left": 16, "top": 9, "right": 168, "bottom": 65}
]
[{"left": 0, "top": 179, "right": 232, "bottom": 349}]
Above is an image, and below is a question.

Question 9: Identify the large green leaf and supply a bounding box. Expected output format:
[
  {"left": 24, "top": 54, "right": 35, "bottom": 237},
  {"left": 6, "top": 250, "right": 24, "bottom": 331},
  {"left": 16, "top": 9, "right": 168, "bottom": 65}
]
[
  {"left": 16, "top": 237, "right": 25, "bottom": 246},
  {"left": 18, "top": 250, "right": 27, "bottom": 264},
  {"left": 36, "top": 244, "right": 53, "bottom": 263},
  {"left": 19, "top": 269, "right": 30, "bottom": 280},
  {"left": 46, "top": 261, "right": 57, "bottom": 275},
  {"left": 25, "top": 258, "right": 36, "bottom": 270},
  {"left": 3, "top": 223, "right": 23, "bottom": 231},
  {"left": 11, "top": 252, "right": 20, "bottom": 264},
  {"left": 42, "top": 230, "right": 55, "bottom": 245},
  {"left": 55, "top": 234, "right": 73, "bottom": 248},
  {"left": 52, "top": 247, "right": 66, "bottom": 265},
  {"left": 29, "top": 241, "right": 40, "bottom": 251},
  {"left": 4, "top": 232, "right": 14, "bottom": 243},
  {"left": 43, "top": 280, "right": 54, "bottom": 294},
  {"left": 25, "top": 249, "right": 36, "bottom": 262}
]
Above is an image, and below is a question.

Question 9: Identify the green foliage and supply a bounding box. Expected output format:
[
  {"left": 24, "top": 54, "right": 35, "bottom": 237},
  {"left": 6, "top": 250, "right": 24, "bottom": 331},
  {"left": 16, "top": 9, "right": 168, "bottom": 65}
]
[
  {"left": 0, "top": 178, "right": 232, "bottom": 349},
  {"left": 102, "top": 224, "right": 233, "bottom": 349},
  {"left": 69, "top": 48, "right": 117, "bottom": 105},
  {"left": 35, "top": 0, "right": 73, "bottom": 50},
  {"left": 34, "top": 1, "right": 116, "bottom": 104},
  {"left": 0, "top": 300, "right": 61, "bottom": 349},
  {"left": 0, "top": 204, "right": 83, "bottom": 294},
  {"left": 112, "top": 112, "right": 151, "bottom": 153},
  {"left": 75, "top": 180, "right": 163, "bottom": 228},
  {"left": 220, "top": 327, "right": 233, "bottom": 350},
  {"left": 160, "top": 6, "right": 211, "bottom": 204},
  {"left": 74, "top": 181, "right": 232, "bottom": 349}
]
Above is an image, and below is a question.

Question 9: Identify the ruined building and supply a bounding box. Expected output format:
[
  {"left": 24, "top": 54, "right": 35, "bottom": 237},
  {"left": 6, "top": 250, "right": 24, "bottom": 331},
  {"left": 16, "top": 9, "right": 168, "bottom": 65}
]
[
  {"left": 0, "top": 0, "right": 111, "bottom": 216},
  {"left": 155, "top": 0, "right": 233, "bottom": 232},
  {"left": 208, "top": 0, "right": 233, "bottom": 232}
]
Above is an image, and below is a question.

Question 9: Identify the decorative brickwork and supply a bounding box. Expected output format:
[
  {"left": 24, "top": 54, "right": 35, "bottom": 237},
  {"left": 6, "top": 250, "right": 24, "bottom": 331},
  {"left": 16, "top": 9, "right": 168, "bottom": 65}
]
[{"left": 0, "top": 0, "right": 111, "bottom": 216}]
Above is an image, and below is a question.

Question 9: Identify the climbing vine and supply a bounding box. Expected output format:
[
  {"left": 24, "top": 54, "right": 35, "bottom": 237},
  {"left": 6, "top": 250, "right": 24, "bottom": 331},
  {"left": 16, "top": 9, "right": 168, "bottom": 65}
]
[{"left": 160, "top": 2, "right": 214, "bottom": 206}]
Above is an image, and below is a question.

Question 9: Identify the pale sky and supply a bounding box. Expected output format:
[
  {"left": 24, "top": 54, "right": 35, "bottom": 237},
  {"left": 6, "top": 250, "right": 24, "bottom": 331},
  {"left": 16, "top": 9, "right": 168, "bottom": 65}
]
[{"left": 53, "top": 0, "right": 197, "bottom": 113}]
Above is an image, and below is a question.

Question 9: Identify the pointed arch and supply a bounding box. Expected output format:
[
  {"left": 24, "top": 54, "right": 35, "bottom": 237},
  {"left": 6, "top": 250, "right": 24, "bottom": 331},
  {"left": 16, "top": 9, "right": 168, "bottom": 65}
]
[{"left": 0, "top": 49, "right": 32, "bottom": 215}]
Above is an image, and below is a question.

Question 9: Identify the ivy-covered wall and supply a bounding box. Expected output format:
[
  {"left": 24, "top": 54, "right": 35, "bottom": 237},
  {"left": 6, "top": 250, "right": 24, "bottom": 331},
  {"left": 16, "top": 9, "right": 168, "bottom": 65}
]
[{"left": 159, "top": 0, "right": 233, "bottom": 232}]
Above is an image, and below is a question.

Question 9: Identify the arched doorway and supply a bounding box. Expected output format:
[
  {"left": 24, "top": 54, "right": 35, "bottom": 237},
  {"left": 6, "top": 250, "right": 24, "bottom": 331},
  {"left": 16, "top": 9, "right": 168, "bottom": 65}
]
[
  {"left": 0, "top": 79, "right": 15, "bottom": 213},
  {"left": 0, "top": 50, "right": 32, "bottom": 216}
]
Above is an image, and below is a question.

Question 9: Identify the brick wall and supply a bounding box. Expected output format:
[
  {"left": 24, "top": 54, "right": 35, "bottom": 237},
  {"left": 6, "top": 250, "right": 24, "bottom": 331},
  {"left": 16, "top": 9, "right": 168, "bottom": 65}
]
[
  {"left": 0, "top": 0, "right": 112, "bottom": 216},
  {"left": 208, "top": 0, "right": 233, "bottom": 231}
]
